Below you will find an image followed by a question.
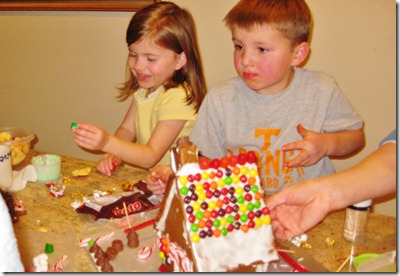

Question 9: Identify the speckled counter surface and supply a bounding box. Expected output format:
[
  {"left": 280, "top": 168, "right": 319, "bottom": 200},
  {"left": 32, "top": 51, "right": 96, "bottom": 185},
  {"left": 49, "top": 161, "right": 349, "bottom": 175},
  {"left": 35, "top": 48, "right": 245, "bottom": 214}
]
[{"left": 11, "top": 150, "right": 396, "bottom": 272}]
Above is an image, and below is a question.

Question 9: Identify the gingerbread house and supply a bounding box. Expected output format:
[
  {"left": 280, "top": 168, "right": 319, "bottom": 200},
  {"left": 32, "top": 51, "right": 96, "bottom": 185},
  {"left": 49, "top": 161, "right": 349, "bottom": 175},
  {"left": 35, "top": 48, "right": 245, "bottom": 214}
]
[{"left": 154, "top": 142, "right": 278, "bottom": 272}]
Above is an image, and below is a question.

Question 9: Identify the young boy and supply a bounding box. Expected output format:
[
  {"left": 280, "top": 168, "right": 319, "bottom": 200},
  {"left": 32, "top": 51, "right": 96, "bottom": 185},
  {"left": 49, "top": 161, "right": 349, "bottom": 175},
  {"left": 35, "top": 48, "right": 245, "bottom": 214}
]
[{"left": 146, "top": 0, "right": 365, "bottom": 197}]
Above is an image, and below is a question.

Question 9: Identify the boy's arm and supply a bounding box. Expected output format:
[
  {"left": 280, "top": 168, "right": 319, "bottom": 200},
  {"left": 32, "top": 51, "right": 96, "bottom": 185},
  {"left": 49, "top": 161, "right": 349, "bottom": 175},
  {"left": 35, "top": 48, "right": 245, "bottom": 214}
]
[{"left": 323, "top": 128, "right": 365, "bottom": 158}]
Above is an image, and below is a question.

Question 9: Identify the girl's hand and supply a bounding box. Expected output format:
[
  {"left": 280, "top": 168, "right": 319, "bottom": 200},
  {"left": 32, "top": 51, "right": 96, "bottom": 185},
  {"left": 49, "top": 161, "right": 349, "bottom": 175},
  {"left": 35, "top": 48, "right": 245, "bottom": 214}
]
[
  {"left": 98, "top": 154, "right": 121, "bottom": 177},
  {"left": 72, "top": 123, "right": 110, "bottom": 151},
  {"left": 145, "top": 165, "right": 174, "bottom": 195},
  {"left": 281, "top": 124, "right": 327, "bottom": 168}
]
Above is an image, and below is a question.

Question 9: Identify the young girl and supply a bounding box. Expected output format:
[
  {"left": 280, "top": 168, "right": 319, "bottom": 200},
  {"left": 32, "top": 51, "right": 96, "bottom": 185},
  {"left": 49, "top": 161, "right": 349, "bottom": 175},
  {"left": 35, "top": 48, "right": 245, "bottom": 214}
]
[{"left": 72, "top": 2, "right": 207, "bottom": 176}]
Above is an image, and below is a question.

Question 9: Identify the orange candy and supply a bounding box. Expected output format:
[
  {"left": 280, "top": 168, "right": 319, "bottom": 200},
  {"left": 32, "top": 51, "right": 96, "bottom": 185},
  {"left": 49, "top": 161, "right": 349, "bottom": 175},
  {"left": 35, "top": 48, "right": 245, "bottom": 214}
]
[
  {"left": 198, "top": 219, "right": 206, "bottom": 228},
  {"left": 213, "top": 228, "right": 221, "bottom": 237}
]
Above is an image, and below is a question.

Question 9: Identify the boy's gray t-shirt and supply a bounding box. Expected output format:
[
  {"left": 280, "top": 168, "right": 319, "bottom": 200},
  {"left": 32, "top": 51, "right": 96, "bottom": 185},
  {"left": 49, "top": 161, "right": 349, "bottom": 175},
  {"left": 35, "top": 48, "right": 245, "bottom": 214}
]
[{"left": 190, "top": 67, "right": 364, "bottom": 196}]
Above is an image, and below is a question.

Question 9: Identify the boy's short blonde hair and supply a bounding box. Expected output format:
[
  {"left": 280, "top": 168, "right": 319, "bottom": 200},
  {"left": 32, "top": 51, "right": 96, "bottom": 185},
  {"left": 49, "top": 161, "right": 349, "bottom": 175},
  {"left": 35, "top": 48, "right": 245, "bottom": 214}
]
[{"left": 224, "top": 0, "right": 312, "bottom": 47}]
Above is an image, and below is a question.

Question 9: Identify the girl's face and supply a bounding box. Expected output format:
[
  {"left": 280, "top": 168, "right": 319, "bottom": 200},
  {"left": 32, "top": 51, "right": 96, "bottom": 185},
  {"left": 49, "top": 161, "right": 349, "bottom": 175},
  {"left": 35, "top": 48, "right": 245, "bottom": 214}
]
[
  {"left": 128, "top": 37, "right": 186, "bottom": 92},
  {"left": 231, "top": 24, "right": 305, "bottom": 95}
]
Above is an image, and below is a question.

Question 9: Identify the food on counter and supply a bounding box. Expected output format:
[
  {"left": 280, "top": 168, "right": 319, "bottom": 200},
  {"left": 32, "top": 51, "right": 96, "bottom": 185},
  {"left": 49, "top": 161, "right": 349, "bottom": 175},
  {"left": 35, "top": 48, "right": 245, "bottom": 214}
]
[
  {"left": 74, "top": 190, "right": 156, "bottom": 220},
  {"left": 106, "top": 247, "right": 118, "bottom": 260},
  {"left": 154, "top": 145, "right": 278, "bottom": 272},
  {"left": 71, "top": 167, "right": 91, "bottom": 177},
  {"left": 127, "top": 229, "right": 139, "bottom": 248},
  {"left": 112, "top": 239, "right": 124, "bottom": 252},
  {"left": 0, "top": 131, "right": 30, "bottom": 166},
  {"left": 31, "top": 154, "right": 61, "bottom": 183}
]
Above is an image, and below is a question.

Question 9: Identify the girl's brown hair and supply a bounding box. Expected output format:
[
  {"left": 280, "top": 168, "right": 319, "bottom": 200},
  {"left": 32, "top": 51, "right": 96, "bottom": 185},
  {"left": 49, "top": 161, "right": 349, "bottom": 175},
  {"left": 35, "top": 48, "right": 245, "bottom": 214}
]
[
  {"left": 118, "top": 1, "right": 207, "bottom": 112},
  {"left": 224, "top": 0, "right": 312, "bottom": 47}
]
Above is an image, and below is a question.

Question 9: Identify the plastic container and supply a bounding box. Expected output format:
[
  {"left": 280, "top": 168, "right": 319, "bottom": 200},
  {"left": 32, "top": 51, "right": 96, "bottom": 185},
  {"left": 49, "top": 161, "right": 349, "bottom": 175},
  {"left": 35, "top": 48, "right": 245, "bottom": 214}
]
[
  {"left": 343, "top": 199, "right": 372, "bottom": 243},
  {"left": 32, "top": 154, "right": 61, "bottom": 183},
  {"left": 0, "top": 127, "right": 35, "bottom": 167}
]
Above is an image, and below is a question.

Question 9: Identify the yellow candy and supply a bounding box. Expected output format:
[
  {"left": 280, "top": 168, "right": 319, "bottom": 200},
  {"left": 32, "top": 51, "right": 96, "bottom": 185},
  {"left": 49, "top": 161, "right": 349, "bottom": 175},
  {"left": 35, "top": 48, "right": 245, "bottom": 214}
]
[
  {"left": 232, "top": 175, "right": 240, "bottom": 184},
  {"left": 249, "top": 169, "right": 258, "bottom": 177},
  {"left": 262, "top": 215, "right": 271, "bottom": 225},
  {"left": 201, "top": 171, "right": 209, "bottom": 180},
  {"left": 192, "top": 202, "right": 201, "bottom": 211},
  {"left": 239, "top": 204, "right": 247, "bottom": 213},
  {"left": 191, "top": 233, "right": 200, "bottom": 243},
  {"left": 217, "top": 178, "right": 225, "bottom": 187},
  {"left": 198, "top": 192, "right": 206, "bottom": 201},
  {"left": 240, "top": 166, "right": 248, "bottom": 175},
  {"left": 195, "top": 184, "right": 203, "bottom": 193},
  {"left": 158, "top": 251, "right": 165, "bottom": 259},
  {"left": 179, "top": 176, "right": 188, "bottom": 186},
  {"left": 220, "top": 217, "right": 228, "bottom": 227},
  {"left": 255, "top": 218, "right": 263, "bottom": 227},
  {"left": 235, "top": 186, "right": 244, "bottom": 195},
  {"left": 208, "top": 201, "right": 216, "bottom": 210}
]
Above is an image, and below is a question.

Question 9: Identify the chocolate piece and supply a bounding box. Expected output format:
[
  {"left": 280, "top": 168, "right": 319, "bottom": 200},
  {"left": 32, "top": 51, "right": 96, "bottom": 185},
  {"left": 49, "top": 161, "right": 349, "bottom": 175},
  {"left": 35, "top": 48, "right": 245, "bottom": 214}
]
[
  {"left": 112, "top": 239, "right": 124, "bottom": 252},
  {"left": 94, "top": 248, "right": 105, "bottom": 259},
  {"left": 106, "top": 246, "right": 118, "bottom": 260},
  {"left": 127, "top": 230, "right": 139, "bottom": 248},
  {"left": 89, "top": 242, "right": 100, "bottom": 253},
  {"left": 96, "top": 255, "right": 107, "bottom": 266},
  {"left": 101, "top": 260, "right": 114, "bottom": 272}
]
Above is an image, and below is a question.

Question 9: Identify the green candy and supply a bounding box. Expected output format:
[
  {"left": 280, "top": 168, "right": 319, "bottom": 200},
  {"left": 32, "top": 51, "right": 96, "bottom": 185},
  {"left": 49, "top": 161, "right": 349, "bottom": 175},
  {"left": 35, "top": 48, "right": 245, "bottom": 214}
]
[
  {"left": 71, "top": 122, "right": 78, "bottom": 129},
  {"left": 44, "top": 243, "right": 54, "bottom": 254}
]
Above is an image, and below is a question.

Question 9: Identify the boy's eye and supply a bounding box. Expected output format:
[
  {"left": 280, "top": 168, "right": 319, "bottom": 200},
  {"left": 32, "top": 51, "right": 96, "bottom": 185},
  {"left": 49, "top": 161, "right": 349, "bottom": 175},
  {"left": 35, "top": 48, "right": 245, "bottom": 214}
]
[
  {"left": 234, "top": 44, "right": 243, "bottom": 51},
  {"left": 258, "top": 47, "right": 269, "bottom": 53}
]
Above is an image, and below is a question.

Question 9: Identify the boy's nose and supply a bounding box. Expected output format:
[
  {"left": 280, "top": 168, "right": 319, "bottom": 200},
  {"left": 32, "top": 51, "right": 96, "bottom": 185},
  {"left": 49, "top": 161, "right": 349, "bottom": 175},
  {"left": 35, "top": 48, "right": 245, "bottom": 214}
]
[{"left": 241, "top": 50, "right": 253, "bottom": 67}]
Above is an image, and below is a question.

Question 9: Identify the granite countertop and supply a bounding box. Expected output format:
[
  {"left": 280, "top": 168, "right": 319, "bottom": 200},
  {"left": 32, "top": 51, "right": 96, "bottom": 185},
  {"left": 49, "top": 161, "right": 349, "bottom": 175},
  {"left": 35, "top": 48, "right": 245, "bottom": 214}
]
[{"left": 10, "top": 150, "right": 396, "bottom": 272}]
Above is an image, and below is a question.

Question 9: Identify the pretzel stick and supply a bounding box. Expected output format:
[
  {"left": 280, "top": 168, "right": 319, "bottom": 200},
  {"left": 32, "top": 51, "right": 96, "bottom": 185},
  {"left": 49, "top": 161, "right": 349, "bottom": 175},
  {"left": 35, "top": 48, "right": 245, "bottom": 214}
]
[
  {"left": 277, "top": 248, "right": 295, "bottom": 254},
  {"left": 123, "top": 202, "right": 132, "bottom": 229},
  {"left": 336, "top": 254, "right": 351, "bottom": 272}
]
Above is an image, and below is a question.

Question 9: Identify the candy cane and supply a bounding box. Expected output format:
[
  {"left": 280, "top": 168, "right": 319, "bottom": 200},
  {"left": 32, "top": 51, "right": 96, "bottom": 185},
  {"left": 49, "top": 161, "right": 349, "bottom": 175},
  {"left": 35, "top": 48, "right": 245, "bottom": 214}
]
[
  {"left": 79, "top": 231, "right": 115, "bottom": 247},
  {"left": 137, "top": 245, "right": 153, "bottom": 260},
  {"left": 53, "top": 255, "right": 68, "bottom": 272}
]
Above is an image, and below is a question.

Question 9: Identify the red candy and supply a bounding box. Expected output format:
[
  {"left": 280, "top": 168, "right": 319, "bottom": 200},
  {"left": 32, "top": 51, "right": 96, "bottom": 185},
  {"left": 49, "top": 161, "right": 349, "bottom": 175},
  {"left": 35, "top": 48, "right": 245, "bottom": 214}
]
[
  {"left": 246, "top": 151, "right": 256, "bottom": 164},
  {"left": 229, "top": 155, "right": 238, "bottom": 167},
  {"left": 237, "top": 153, "right": 247, "bottom": 165},
  {"left": 199, "top": 158, "right": 210, "bottom": 170},
  {"left": 210, "top": 158, "right": 220, "bottom": 169}
]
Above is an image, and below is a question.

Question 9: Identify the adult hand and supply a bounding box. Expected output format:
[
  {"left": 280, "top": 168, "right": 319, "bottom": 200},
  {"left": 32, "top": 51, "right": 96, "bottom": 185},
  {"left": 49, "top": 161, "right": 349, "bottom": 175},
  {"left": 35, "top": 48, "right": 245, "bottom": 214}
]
[{"left": 265, "top": 180, "right": 332, "bottom": 240}]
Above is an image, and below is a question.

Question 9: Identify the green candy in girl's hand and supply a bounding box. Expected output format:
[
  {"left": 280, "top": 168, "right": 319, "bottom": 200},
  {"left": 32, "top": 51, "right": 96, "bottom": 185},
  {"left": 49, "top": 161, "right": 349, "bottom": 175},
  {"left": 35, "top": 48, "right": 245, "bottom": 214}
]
[{"left": 71, "top": 123, "right": 78, "bottom": 129}]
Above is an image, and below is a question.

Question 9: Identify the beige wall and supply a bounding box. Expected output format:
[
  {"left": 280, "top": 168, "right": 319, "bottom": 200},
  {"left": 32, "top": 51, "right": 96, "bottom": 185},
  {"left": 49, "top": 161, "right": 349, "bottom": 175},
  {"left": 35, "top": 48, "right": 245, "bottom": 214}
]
[{"left": 0, "top": 0, "right": 396, "bottom": 216}]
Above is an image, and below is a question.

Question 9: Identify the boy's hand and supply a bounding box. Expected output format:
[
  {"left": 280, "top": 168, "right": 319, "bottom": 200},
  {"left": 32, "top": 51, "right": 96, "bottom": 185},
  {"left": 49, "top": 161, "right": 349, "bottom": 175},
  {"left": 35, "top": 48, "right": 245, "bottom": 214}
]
[
  {"left": 145, "top": 165, "right": 174, "bottom": 195},
  {"left": 281, "top": 124, "right": 327, "bottom": 168},
  {"left": 72, "top": 123, "right": 110, "bottom": 151}
]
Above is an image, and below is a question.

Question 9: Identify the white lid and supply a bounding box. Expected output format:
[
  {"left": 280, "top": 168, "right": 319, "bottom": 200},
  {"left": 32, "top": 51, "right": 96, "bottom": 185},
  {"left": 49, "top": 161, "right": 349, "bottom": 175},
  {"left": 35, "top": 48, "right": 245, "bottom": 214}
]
[{"left": 353, "top": 199, "right": 372, "bottom": 208}]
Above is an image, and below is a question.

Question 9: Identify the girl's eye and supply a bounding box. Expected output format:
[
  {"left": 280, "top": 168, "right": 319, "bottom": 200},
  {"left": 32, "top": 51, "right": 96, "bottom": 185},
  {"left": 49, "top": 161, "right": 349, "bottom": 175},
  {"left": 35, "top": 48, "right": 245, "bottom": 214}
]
[
  {"left": 258, "top": 47, "right": 269, "bottom": 53},
  {"left": 129, "top": 53, "right": 137, "bottom": 58}
]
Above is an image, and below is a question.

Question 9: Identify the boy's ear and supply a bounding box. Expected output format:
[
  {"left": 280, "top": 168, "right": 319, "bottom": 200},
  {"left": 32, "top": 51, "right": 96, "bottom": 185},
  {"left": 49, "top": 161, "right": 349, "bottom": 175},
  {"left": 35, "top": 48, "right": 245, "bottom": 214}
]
[
  {"left": 291, "top": 42, "right": 309, "bottom": 66},
  {"left": 175, "top": 52, "right": 187, "bottom": 70}
]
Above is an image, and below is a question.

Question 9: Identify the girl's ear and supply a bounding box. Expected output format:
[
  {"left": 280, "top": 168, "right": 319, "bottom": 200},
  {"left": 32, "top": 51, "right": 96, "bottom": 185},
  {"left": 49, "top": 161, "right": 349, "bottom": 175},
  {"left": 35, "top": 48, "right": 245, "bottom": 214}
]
[
  {"left": 291, "top": 42, "right": 309, "bottom": 67},
  {"left": 175, "top": 52, "right": 187, "bottom": 70}
]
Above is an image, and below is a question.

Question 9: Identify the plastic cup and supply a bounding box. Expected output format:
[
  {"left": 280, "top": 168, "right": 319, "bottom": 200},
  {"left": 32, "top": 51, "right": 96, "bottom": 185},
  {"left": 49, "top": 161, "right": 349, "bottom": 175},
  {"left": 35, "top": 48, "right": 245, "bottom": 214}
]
[{"left": 32, "top": 154, "right": 61, "bottom": 183}]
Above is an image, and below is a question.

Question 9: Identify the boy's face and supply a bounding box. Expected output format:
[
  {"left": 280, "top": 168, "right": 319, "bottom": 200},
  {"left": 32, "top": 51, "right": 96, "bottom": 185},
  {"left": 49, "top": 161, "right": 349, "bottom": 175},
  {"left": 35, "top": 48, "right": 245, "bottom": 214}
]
[{"left": 231, "top": 24, "right": 300, "bottom": 95}]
